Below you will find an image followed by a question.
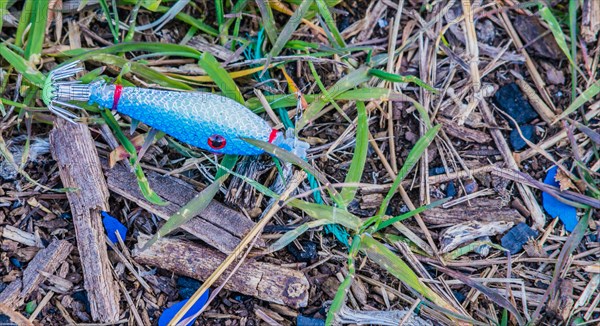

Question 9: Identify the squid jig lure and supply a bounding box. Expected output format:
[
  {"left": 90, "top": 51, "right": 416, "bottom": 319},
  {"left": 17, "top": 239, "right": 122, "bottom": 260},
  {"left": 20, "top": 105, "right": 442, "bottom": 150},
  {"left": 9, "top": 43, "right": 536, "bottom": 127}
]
[{"left": 42, "top": 61, "right": 309, "bottom": 157}]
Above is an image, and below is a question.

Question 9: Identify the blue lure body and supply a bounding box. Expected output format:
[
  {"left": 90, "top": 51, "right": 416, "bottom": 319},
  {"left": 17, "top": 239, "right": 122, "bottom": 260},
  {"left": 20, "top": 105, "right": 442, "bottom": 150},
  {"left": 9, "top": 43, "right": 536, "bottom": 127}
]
[
  {"left": 43, "top": 61, "right": 308, "bottom": 158},
  {"left": 89, "top": 82, "right": 272, "bottom": 156}
]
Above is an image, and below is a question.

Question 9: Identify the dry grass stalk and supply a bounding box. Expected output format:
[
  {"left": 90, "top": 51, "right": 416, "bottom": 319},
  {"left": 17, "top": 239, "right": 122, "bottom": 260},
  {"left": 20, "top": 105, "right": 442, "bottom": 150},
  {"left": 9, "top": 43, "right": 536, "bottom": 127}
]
[
  {"left": 456, "top": 0, "right": 484, "bottom": 126},
  {"left": 515, "top": 79, "right": 557, "bottom": 124}
]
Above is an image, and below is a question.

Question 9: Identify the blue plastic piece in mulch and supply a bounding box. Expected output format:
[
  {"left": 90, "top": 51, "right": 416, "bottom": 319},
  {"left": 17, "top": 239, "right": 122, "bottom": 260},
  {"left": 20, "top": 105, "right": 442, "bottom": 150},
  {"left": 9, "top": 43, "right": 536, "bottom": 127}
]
[
  {"left": 446, "top": 181, "right": 457, "bottom": 198},
  {"left": 542, "top": 166, "right": 578, "bottom": 232},
  {"left": 501, "top": 222, "right": 539, "bottom": 255},
  {"left": 296, "top": 315, "right": 326, "bottom": 326},
  {"left": 101, "top": 211, "right": 128, "bottom": 244},
  {"left": 176, "top": 276, "right": 201, "bottom": 300},
  {"left": 9, "top": 258, "right": 21, "bottom": 269},
  {"left": 158, "top": 290, "right": 210, "bottom": 326}
]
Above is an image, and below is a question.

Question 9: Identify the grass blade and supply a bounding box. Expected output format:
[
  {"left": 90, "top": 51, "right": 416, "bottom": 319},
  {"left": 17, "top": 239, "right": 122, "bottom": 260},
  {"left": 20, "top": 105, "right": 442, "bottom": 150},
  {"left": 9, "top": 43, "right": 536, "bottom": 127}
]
[
  {"left": 60, "top": 42, "right": 202, "bottom": 60},
  {"left": 101, "top": 109, "right": 167, "bottom": 205},
  {"left": 339, "top": 101, "right": 368, "bottom": 206},
  {"left": 198, "top": 52, "right": 245, "bottom": 104},
  {"left": 361, "top": 235, "right": 457, "bottom": 315},
  {"left": 369, "top": 68, "right": 437, "bottom": 93},
  {"left": 98, "top": 0, "right": 119, "bottom": 43},
  {"left": 0, "top": 0, "right": 9, "bottom": 38},
  {"left": 297, "top": 66, "right": 371, "bottom": 130},
  {"left": 142, "top": 175, "right": 226, "bottom": 250},
  {"left": 436, "top": 265, "right": 524, "bottom": 325},
  {"left": 555, "top": 81, "right": 600, "bottom": 122},
  {"left": 377, "top": 124, "right": 441, "bottom": 216},
  {"left": 326, "top": 235, "right": 361, "bottom": 325},
  {"left": 314, "top": 0, "right": 346, "bottom": 48},
  {"left": 374, "top": 198, "right": 450, "bottom": 232},
  {"left": 537, "top": 3, "right": 580, "bottom": 72},
  {"left": 246, "top": 87, "right": 411, "bottom": 111},
  {"left": 256, "top": 0, "right": 278, "bottom": 45},
  {"left": 81, "top": 54, "right": 193, "bottom": 90},
  {"left": 287, "top": 199, "right": 361, "bottom": 230},
  {"left": 266, "top": 219, "right": 330, "bottom": 253},
  {"left": 267, "top": 0, "right": 314, "bottom": 61},
  {"left": 242, "top": 137, "right": 345, "bottom": 205},
  {"left": 0, "top": 44, "right": 45, "bottom": 87},
  {"left": 14, "top": 0, "right": 34, "bottom": 48}
]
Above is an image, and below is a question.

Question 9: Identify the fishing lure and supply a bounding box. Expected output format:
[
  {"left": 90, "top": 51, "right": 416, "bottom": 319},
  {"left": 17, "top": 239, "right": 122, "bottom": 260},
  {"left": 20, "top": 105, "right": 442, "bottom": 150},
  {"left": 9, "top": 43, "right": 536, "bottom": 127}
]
[{"left": 42, "top": 61, "right": 308, "bottom": 157}]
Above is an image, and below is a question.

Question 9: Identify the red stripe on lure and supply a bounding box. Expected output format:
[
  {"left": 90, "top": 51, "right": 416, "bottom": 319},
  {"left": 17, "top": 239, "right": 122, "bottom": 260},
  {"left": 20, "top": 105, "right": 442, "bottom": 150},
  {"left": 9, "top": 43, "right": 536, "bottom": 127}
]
[{"left": 112, "top": 84, "right": 123, "bottom": 111}]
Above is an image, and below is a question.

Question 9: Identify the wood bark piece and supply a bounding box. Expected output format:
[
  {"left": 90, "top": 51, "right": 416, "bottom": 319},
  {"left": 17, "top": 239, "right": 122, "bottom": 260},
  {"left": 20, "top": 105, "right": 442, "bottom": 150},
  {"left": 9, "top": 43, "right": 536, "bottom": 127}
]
[
  {"left": 438, "top": 117, "right": 492, "bottom": 143},
  {"left": 0, "top": 303, "right": 33, "bottom": 326},
  {"left": 49, "top": 119, "right": 120, "bottom": 322},
  {"left": 582, "top": 0, "right": 600, "bottom": 43},
  {"left": 421, "top": 199, "right": 524, "bottom": 225},
  {"left": 0, "top": 239, "right": 72, "bottom": 308},
  {"left": 104, "top": 161, "right": 259, "bottom": 254},
  {"left": 439, "top": 221, "right": 514, "bottom": 253},
  {"left": 134, "top": 236, "right": 309, "bottom": 308}
]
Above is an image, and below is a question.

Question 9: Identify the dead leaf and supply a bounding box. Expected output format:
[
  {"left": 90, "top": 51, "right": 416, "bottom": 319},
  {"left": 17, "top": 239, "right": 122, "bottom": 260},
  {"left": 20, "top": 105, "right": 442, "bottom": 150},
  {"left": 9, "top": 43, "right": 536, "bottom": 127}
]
[
  {"left": 513, "top": 15, "right": 563, "bottom": 60},
  {"left": 555, "top": 168, "right": 575, "bottom": 191},
  {"left": 109, "top": 134, "right": 145, "bottom": 168}
]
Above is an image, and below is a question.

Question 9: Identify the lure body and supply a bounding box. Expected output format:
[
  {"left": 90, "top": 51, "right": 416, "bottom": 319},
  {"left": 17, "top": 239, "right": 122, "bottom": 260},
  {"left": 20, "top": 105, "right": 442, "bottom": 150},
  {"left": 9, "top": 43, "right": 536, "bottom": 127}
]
[
  {"left": 43, "top": 62, "right": 309, "bottom": 158},
  {"left": 89, "top": 82, "right": 272, "bottom": 155}
]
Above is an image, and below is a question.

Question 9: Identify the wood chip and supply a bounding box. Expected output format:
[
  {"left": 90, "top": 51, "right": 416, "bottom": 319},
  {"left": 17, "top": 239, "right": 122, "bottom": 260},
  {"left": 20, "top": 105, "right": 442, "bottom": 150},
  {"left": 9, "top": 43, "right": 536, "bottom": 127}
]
[
  {"left": 104, "top": 160, "right": 261, "bottom": 254},
  {"left": 439, "top": 221, "right": 514, "bottom": 253},
  {"left": 49, "top": 119, "right": 120, "bottom": 322},
  {"left": 0, "top": 240, "right": 71, "bottom": 308},
  {"left": 422, "top": 198, "right": 524, "bottom": 225}
]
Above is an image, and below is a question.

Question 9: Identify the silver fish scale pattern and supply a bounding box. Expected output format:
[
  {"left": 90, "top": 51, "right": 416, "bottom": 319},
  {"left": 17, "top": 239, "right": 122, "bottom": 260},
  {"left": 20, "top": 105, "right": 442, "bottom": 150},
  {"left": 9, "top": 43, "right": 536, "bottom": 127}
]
[{"left": 89, "top": 83, "right": 271, "bottom": 155}]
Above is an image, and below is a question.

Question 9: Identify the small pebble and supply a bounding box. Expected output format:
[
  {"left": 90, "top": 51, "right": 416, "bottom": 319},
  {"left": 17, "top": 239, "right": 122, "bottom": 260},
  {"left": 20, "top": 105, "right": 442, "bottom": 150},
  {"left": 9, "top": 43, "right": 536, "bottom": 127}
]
[
  {"left": 297, "top": 315, "right": 326, "bottom": 326},
  {"left": 501, "top": 223, "right": 539, "bottom": 254},
  {"left": 72, "top": 290, "right": 91, "bottom": 314},
  {"left": 287, "top": 241, "right": 318, "bottom": 263},
  {"left": 464, "top": 179, "right": 478, "bottom": 194},
  {"left": 453, "top": 291, "right": 466, "bottom": 303},
  {"left": 377, "top": 18, "right": 388, "bottom": 28},
  {"left": 509, "top": 125, "right": 537, "bottom": 151},
  {"left": 429, "top": 166, "right": 446, "bottom": 176},
  {"left": 177, "top": 276, "right": 201, "bottom": 299},
  {"left": 493, "top": 83, "right": 539, "bottom": 126},
  {"left": 0, "top": 314, "right": 11, "bottom": 324}
]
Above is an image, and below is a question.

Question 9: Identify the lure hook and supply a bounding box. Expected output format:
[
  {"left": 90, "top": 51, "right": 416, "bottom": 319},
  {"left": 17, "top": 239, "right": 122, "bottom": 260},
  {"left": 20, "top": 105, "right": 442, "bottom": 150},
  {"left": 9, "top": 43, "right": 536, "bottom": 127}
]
[{"left": 43, "top": 61, "right": 89, "bottom": 122}]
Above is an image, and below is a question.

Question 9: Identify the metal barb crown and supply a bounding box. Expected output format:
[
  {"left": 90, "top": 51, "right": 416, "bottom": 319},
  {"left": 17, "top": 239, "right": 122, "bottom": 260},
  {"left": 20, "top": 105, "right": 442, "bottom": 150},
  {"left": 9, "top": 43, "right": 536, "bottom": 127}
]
[{"left": 43, "top": 61, "right": 90, "bottom": 122}]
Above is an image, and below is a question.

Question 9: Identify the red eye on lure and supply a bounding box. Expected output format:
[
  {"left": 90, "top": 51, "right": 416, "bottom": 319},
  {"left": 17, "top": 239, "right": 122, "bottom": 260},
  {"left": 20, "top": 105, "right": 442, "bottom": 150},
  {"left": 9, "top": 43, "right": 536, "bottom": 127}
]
[{"left": 207, "top": 135, "right": 226, "bottom": 150}]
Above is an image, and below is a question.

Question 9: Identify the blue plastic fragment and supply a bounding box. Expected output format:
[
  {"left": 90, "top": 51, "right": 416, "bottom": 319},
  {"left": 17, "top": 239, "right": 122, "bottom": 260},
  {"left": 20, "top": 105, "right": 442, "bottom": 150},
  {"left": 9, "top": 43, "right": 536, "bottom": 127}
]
[
  {"left": 9, "top": 258, "right": 21, "bottom": 269},
  {"left": 501, "top": 222, "right": 539, "bottom": 254},
  {"left": 542, "top": 166, "right": 578, "bottom": 232},
  {"left": 158, "top": 290, "right": 210, "bottom": 326},
  {"left": 296, "top": 315, "right": 326, "bottom": 326},
  {"left": 101, "top": 211, "right": 128, "bottom": 244}
]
